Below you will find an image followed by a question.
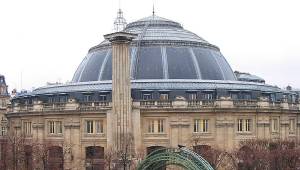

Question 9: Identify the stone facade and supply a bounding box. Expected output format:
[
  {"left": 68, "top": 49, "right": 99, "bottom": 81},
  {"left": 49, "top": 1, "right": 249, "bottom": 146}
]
[
  {"left": 0, "top": 75, "right": 9, "bottom": 137},
  {"left": 5, "top": 96, "right": 300, "bottom": 169}
]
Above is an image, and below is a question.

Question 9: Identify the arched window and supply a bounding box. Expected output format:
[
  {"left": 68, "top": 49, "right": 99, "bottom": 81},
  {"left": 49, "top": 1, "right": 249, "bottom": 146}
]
[
  {"left": 24, "top": 145, "right": 33, "bottom": 170},
  {"left": 48, "top": 146, "right": 64, "bottom": 170},
  {"left": 85, "top": 146, "right": 104, "bottom": 170},
  {"left": 237, "top": 146, "right": 255, "bottom": 169}
]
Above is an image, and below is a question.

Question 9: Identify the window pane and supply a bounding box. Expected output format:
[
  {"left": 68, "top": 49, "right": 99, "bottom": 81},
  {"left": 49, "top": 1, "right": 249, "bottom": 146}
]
[
  {"left": 194, "top": 119, "right": 199, "bottom": 133},
  {"left": 245, "top": 119, "right": 251, "bottom": 132},
  {"left": 238, "top": 119, "right": 243, "bottom": 132},
  {"left": 202, "top": 120, "right": 208, "bottom": 132},
  {"left": 160, "top": 94, "right": 169, "bottom": 100},
  {"left": 158, "top": 119, "right": 164, "bottom": 133},
  {"left": 56, "top": 121, "right": 62, "bottom": 134},
  {"left": 49, "top": 121, "right": 54, "bottom": 134},
  {"left": 96, "top": 120, "right": 103, "bottom": 134},
  {"left": 99, "top": 95, "right": 107, "bottom": 101},
  {"left": 289, "top": 119, "right": 295, "bottom": 132},
  {"left": 86, "top": 121, "right": 93, "bottom": 134},
  {"left": 148, "top": 120, "right": 155, "bottom": 133},
  {"left": 143, "top": 94, "right": 152, "bottom": 100}
]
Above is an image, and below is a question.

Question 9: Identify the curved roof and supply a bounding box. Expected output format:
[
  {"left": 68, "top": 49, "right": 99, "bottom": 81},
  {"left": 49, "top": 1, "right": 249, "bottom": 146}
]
[
  {"left": 20, "top": 80, "right": 281, "bottom": 97},
  {"left": 72, "top": 15, "right": 237, "bottom": 83}
]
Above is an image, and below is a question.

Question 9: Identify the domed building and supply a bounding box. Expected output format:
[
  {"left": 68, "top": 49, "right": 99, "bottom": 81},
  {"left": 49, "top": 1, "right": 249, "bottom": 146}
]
[{"left": 5, "top": 11, "right": 300, "bottom": 170}]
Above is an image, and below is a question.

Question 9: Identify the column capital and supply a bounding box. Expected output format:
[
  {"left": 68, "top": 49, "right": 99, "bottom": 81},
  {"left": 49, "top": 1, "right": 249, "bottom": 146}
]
[{"left": 104, "top": 31, "right": 137, "bottom": 43}]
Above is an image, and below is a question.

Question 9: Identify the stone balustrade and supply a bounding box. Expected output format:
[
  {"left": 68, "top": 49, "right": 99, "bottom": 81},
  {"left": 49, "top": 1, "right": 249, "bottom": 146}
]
[
  {"left": 7, "top": 99, "right": 300, "bottom": 113},
  {"left": 9, "top": 101, "right": 111, "bottom": 113}
]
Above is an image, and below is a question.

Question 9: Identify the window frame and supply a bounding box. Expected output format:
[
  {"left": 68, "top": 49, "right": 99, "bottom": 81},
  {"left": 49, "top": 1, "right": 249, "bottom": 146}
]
[
  {"left": 99, "top": 94, "right": 107, "bottom": 101},
  {"left": 47, "top": 120, "right": 63, "bottom": 135},
  {"left": 85, "top": 119, "right": 104, "bottom": 135},
  {"left": 193, "top": 119, "right": 209, "bottom": 133},
  {"left": 142, "top": 93, "right": 153, "bottom": 100},
  {"left": 146, "top": 119, "right": 166, "bottom": 134},
  {"left": 159, "top": 93, "right": 169, "bottom": 101},
  {"left": 289, "top": 118, "right": 296, "bottom": 133},
  {"left": 271, "top": 118, "right": 279, "bottom": 132},
  {"left": 237, "top": 118, "right": 252, "bottom": 133},
  {"left": 22, "top": 121, "right": 32, "bottom": 136}
]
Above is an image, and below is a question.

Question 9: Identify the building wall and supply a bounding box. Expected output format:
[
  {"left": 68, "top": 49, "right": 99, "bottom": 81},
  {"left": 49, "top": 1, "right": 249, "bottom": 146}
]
[{"left": 5, "top": 98, "right": 300, "bottom": 169}]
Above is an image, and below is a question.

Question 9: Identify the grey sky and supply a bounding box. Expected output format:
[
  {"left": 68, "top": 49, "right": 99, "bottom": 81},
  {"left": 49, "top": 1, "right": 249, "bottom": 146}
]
[{"left": 0, "top": 0, "right": 299, "bottom": 92}]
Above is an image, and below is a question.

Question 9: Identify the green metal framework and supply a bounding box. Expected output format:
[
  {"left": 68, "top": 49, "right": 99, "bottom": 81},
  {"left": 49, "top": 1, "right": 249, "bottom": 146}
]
[{"left": 137, "top": 147, "right": 214, "bottom": 170}]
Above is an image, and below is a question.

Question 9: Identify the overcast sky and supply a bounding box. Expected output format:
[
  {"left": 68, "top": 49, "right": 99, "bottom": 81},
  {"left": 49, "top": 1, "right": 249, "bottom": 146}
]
[{"left": 0, "top": 0, "right": 300, "bottom": 92}]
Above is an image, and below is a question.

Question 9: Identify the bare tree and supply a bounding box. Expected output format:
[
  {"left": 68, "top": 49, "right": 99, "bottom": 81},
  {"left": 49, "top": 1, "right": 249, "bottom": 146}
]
[
  {"left": 135, "top": 147, "right": 146, "bottom": 163},
  {"left": 32, "top": 140, "right": 73, "bottom": 170},
  {"left": 235, "top": 139, "right": 300, "bottom": 170},
  {"left": 104, "top": 147, "right": 116, "bottom": 170},
  {"left": 116, "top": 133, "right": 134, "bottom": 170},
  {"left": 2, "top": 130, "right": 28, "bottom": 170},
  {"left": 189, "top": 134, "right": 222, "bottom": 168}
]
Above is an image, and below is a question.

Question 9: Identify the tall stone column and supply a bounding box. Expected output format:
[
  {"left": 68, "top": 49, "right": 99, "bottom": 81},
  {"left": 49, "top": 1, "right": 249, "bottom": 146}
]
[{"left": 104, "top": 32, "right": 137, "bottom": 152}]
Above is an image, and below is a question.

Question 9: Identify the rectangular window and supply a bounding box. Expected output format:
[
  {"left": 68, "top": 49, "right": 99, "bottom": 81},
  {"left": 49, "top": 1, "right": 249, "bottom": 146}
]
[
  {"left": 96, "top": 120, "right": 104, "bottom": 134},
  {"left": 99, "top": 95, "right": 107, "bottom": 101},
  {"left": 272, "top": 118, "right": 279, "bottom": 132},
  {"left": 202, "top": 119, "right": 208, "bottom": 132},
  {"left": 147, "top": 119, "right": 165, "bottom": 133},
  {"left": 158, "top": 119, "right": 164, "bottom": 133},
  {"left": 143, "top": 93, "right": 152, "bottom": 100},
  {"left": 160, "top": 93, "right": 169, "bottom": 100},
  {"left": 245, "top": 119, "right": 251, "bottom": 132},
  {"left": 194, "top": 119, "right": 209, "bottom": 133},
  {"left": 194, "top": 119, "right": 199, "bottom": 132},
  {"left": 49, "top": 121, "right": 55, "bottom": 134},
  {"left": 289, "top": 119, "right": 295, "bottom": 132},
  {"left": 270, "top": 94, "right": 276, "bottom": 102},
  {"left": 23, "top": 121, "right": 32, "bottom": 135},
  {"left": 84, "top": 95, "right": 91, "bottom": 102},
  {"left": 148, "top": 120, "right": 155, "bottom": 133},
  {"left": 231, "top": 93, "right": 239, "bottom": 100},
  {"left": 86, "top": 120, "right": 94, "bottom": 134},
  {"left": 56, "top": 121, "right": 62, "bottom": 134},
  {"left": 238, "top": 119, "right": 243, "bottom": 132},
  {"left": 48, "top": 121, "right": 62, "bottom": 134},
  {"left": 85, "top": 120, "right": 104, "bottom": 134}
]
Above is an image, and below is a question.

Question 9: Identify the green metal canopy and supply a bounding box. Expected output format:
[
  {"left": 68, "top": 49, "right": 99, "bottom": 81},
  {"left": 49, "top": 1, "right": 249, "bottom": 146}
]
[{"left": 137, "top": 147, "right": 214, "bottom": 170}]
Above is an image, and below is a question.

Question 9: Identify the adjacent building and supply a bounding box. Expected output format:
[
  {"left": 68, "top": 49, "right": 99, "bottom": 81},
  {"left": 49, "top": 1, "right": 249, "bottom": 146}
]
[{"left": 0, "top": 75, "right": 8, "bottom": 136}]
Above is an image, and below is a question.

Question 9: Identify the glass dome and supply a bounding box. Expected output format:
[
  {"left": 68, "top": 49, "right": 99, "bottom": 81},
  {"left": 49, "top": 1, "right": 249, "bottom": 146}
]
[{"left": 72, "top": 15, "right": 236, "bottom": 83}]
